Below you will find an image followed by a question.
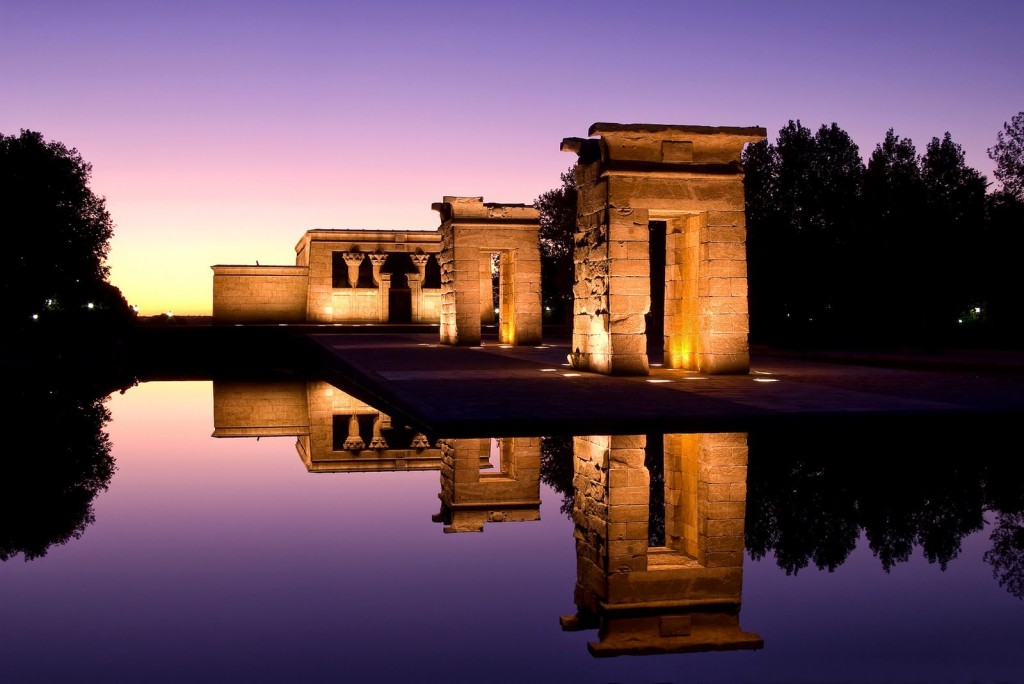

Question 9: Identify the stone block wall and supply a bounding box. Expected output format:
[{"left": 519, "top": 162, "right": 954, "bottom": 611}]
[
  {"left": 211, "top": 265, "right": 308, "bottom": 323},
  {"left": 664, "top": 432, "right": 748, "bottom": 568},
  {"left": 562, "top": 123, "right": 765, "bottom": 375}
]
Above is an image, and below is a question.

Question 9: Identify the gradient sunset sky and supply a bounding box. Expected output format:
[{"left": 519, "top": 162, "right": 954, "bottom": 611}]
[{"left": 3, "top": 0, "right": 1021, "bottom": 315}]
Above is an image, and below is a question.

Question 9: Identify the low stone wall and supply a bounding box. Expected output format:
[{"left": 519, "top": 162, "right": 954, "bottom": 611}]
[{"left": 211, "top": 265, "right": 308, "bottom": 323}]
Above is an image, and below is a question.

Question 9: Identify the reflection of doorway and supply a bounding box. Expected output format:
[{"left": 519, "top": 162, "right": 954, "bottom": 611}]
[{"left": 646, "top": 221, "right": 667, "bottom": 365}]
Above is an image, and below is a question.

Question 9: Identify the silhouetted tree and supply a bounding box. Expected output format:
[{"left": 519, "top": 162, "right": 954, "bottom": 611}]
[
  {"left": 743, "top": 121, "right": 864, "bottom": 345},
  {"left": 988, "top": 111, "right": 1024, "bottom": 201},
  {"left": 534, "top": 167, "right": 577, "bottom": 325},
  {"left": 861, "top": 129, "right": 927, "bottom": 343},
  {"left": 919, "top": 132, "right": 988, "bottom": 342},
  {"left": 0, "top": 129, "right": 133, "bottom": 332},
  {"left": 982, "top": 190, "right": 1024, "bottom": 344}
]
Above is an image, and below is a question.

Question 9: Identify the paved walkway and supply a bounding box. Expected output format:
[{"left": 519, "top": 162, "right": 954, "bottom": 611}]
[{"left": 305, "top": 329, "right": 1024, "bottom": 438}]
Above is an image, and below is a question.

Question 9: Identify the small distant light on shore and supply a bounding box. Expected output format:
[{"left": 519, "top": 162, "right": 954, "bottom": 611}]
[
  {"left": 958, "top": 319, "right": 964, "bottom": 324},
  {"left": 545, "top": 306, "right": 552, "bottom": 312},
  {"left": 31, "top": 314, "right": 38, "bottom": 320},
  {"left": 975, "top": 307, "right": 982, "bottom": 313},
  {"left": 166, "top": 311, "right": 173, "bottom": 317},
  {"left": 278, "top": 323, "right": 288, "bottom": 327},
  {"left": 131, "top": 305, "right": 138, "bottom": 312},
  {"left": 494, "top": 307, "right": 499, "bottom": 314},
  {"left": 87, "top": 302, "right": 94, "bottom": 309}
]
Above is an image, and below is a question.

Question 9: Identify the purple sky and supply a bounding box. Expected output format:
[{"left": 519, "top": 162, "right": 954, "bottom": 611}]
[{"left": 2, "top": 0, "right": 1021, "bottom": 314}]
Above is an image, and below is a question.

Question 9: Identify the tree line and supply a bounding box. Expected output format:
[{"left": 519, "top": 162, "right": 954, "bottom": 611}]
[
  {"left": 535, "top": 112, "right": 1024, "bottom": 348},
  {"left": 744, "top": 115, "right": 1024, "bottom": 348}
]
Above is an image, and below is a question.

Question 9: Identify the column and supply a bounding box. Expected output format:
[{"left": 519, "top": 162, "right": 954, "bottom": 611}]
[{"left": 342, "top": 252, "right": 364, "bottom": 288}]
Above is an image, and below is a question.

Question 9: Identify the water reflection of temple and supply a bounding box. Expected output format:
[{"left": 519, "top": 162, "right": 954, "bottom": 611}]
[
  {"left": 212, "top": 380, "right": 466, "bottom": 472},
  {"left": 561, "top": 432, "right": 762, "bottom": 657},
  {"left": 432, "top": 437, "right": 542, "bottom": 533},
  {"left": 211, "top": 383, "right": 540, "bottom": 528},
  {"left": 211, "top": 381, "right": 761, "bottom": 655}
]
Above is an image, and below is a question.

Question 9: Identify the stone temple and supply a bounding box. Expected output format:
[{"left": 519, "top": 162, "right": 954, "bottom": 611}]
[{"left": 211, "top": 122, "right": 766, "bottom": 375}]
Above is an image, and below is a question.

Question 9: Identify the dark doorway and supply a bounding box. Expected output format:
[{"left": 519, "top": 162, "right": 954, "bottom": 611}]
[
  {"left": 423, "top": 254, "right": 441, "bottom": 289},
  {"left": 384, "top": 253, "right": 415, "bottom": 323},
  {"left": 647, "top": 221, "right": 667, "bottom": 364},
  {"left": 645, "top": 433, "right": 666, "bottom": 547},
  {"left": 388, "top": 272, "right": 412, "bottom": 323}
]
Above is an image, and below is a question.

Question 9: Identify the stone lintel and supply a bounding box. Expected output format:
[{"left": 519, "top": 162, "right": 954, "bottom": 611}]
[
  {"left": 296, "top": 229, "right": 441, "bottom": 255},
  {"left": 432, "top": 196, "right": 539, "bottom": 224},
  {"left": 598, "top": 161, "right": 746, "bottom": 178},
  {"left": 212, "top": 265, "right": 309, "bottom": 277},
  {"left": 565, "top": 123, "right": 767, "bottom": 167},
  {"left": 588, "top": 122, "right": 767, "bottom": 140}
]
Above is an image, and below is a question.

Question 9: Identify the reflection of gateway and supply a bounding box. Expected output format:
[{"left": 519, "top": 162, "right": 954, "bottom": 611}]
[
  {"left": 562, "top": 433, "right": 762, "bottom": 657},
  {"left": 432, "top": 437, "right": 542, "bottom": 533},
  {"left": 211, "top": 380, "right": 492, "bottom": 473}
]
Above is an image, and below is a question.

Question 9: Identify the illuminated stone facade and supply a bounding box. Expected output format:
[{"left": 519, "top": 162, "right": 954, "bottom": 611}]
[
  {"left": 562, "top": 123, "right": 767, "bottom": 375},
  {"left": 212, "top": 229, "right": 442, "bottom": 324},
  {"left": 561, "top": 432, "right": 762, "bottom": 656},
  {"left": 433, "top": 197, "right": 542, "bottom": 346}
]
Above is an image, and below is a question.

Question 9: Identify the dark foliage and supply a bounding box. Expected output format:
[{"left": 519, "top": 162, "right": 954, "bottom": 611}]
[
  {"left": 0, "top": 378, "right": 129, "bottom": 561},
  {"left": 744, "top": 121, "right": 1012, "bottom": 348},
  {"left": 534, "top": 167, "right": 577, "bottom": 325},
  {"left": 0, "top": 129, "right": 134, "bottom": 334},
  {"left": 988, "top": 110, "right": 1024, "bottom": 201},
  {"left": 745, "top": 421, "right": 1021, "bottom": 599}
]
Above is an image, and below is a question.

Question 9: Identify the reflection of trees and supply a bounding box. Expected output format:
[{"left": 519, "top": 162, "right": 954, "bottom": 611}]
[
  {"left": 540, "top": 435, "right": 574, "bottom": 517},
  {"left": 744, "top": 450, "right": 858, "bottom": 574},
  {"left": 0, "top": 374, "right": 130, "bottom": 561},
  {"left": 746, "top": 421, "right": 1023, "bottom": 598},
  {"left": 985, "top": 513, "right": 1024, "bottom": 599}
]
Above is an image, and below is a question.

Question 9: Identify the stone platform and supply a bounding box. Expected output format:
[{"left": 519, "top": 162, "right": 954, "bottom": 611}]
[{"left": 304, "top": 328, "right": 1024, "bottom": 439}]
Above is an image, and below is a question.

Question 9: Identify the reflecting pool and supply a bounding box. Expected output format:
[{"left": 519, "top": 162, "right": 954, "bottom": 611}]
[{"left": 1, "top": 378, "right": 1022, "bottom": 683}]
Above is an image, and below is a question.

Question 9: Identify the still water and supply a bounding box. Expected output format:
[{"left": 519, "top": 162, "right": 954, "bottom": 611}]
[{"left": 1, "top": 378, "right": 1022, "bottom": 683}]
